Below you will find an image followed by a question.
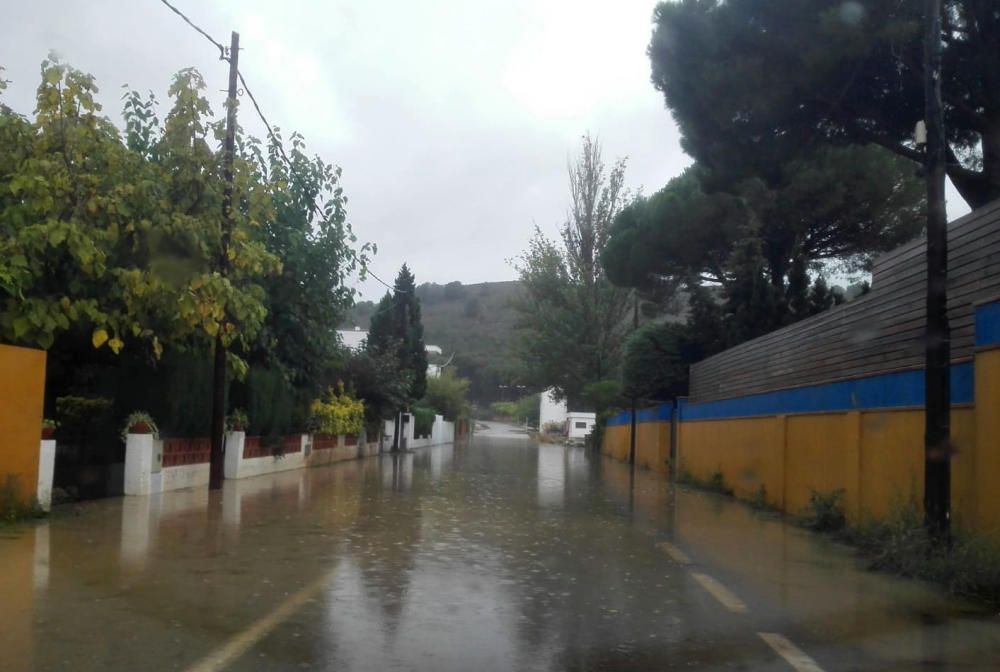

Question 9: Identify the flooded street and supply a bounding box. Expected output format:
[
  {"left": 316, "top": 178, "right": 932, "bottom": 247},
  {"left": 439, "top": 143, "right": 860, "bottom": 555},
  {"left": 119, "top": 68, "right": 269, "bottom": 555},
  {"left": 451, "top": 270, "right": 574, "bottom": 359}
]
[{"left": 3, "top": 430, "right": 1000, "bottom": 671}]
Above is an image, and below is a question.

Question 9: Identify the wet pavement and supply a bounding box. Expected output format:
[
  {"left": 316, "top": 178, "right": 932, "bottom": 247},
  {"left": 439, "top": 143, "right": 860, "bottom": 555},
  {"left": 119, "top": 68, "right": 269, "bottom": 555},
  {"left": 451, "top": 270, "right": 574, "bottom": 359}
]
[{"left": 2, "top": 430, "right": 1000, "bottom": 671}]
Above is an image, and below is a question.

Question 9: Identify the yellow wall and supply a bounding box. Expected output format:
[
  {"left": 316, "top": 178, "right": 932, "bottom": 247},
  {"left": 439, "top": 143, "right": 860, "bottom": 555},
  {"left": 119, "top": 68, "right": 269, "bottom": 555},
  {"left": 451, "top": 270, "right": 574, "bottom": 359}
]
[
  {"left": 635, "top": 421, "right": 670, "bottom": 474},
  {"left": 601, "top": 346, "right": 1000, "bottom": 541},
  {"left": 602, "top": 421, "right": 671, "bottom": 474},
  {"left": 0, "top": 344, "right": 46, "bottom": 504},
  {"left": 679, "top": 416, "right": 785, "bottom": 507},
  {"left": 974, "top": 348, "right": 1000, "bottom": 538},
  {"left": 601, "top": 423, "right": 631, "bottom": 462}
]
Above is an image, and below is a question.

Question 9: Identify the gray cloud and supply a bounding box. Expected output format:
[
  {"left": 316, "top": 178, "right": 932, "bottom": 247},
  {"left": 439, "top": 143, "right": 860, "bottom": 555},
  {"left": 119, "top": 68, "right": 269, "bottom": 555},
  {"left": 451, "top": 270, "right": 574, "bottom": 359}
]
[{"left": 1, "top": 1, "right": 967, "bottom": 300}]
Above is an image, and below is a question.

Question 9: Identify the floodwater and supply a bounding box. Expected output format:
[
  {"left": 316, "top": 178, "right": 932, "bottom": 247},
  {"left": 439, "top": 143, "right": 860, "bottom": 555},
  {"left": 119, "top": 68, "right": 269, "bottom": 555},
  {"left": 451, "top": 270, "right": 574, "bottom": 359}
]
[{"left": 2, "top": 425, "right": 1000, "bottom": 671}]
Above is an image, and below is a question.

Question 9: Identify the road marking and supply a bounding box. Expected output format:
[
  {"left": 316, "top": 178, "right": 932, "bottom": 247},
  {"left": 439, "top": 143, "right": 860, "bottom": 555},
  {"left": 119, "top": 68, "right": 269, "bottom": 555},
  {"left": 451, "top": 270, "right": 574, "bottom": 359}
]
[
  {"left": 184, "top": 570, "right": 334, "bottom": 672},
  {"left": 690, "top": 572, "right": 748, "bottom": 613},
  {"left": 758, "top": 632, "right": 826, "bottom": 672},
  {"left": 655, "top": 541, "right": 692, "bottom": 565}
]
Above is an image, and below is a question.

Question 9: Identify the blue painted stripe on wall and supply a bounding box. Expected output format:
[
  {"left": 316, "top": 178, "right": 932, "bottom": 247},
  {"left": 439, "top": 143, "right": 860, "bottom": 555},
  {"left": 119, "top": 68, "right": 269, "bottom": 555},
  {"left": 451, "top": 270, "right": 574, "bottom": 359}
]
[
  {"left": 680, "top": 362, "right": 974, "bottom": 422},
  {"left": 976, "top": 299, "right": 1000, "bottom": 347},
  {"left": 606, "top": 404, "right": 672, "bottom": 426}
]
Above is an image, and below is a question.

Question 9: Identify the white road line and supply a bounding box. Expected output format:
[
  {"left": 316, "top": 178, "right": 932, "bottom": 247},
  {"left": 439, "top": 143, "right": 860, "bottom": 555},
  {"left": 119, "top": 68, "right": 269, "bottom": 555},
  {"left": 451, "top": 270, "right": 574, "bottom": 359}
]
[
  {"left": 758, "top": 632, "right": 826, "bottom": 672},
  {"left": 184, "top": 570, "right": 334, "bottom": 672},
  {"left": 655, "top": 541, "right": 692, "bottom": 565},
  {"left": 690, "top": 572, "right": 748, "bottom": 613}
]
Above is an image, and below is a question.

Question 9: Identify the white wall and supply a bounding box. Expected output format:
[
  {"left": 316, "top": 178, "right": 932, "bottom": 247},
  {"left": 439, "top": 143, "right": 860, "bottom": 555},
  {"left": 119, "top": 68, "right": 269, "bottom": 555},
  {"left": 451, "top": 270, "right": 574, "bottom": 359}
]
[
  {"left": 540, "top": 388, "right": 568, "bottom": 429},
  {"left": 36, "top": 439, "right": 55, "bottom": 511},
  {"left": 125, "top": 434, "right": 211, "bottom": 496},
  {"left": 566, "top": 413, "right": 597, "bottom": 439}
]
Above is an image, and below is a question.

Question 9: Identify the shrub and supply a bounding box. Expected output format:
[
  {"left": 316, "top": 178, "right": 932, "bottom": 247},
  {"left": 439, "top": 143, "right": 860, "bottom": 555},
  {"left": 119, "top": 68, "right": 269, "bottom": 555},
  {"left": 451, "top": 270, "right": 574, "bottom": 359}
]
[
  {"left": 412, "top": 405, "right": 435, "bottom": 438},
  {"left": 797, "top": 489, "right": 847, "bottom": 532},
  {"left": 748, "top": 485, "right": 772, "bottom": 511},
  {"left": 841, "top": 503, "right": 1000, "bottom": 604},
  {"left": 675, "top": 464, "right": 733, "bottom": 496},
  {"left": 309, "top": 385, "right": 364, "bottom": 436},
  {"left": 0, "top": 476, "right": 44, "bottom": 523},
  {"left": 120, "top": 411, "right": 159, "bottom": 442},
  {"left": 225, "top": 408, "right": 249, "bottom": 432}
]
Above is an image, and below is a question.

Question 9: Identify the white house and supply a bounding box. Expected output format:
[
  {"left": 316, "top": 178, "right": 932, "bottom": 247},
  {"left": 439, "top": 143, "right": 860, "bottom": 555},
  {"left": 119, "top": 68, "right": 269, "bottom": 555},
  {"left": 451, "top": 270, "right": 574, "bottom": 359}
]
[
  {"left": 566, "top": 412, "right": 597, "bottom": 441},
  {"left": 539, "top": 388, "right": 567, "bottom": 430}
]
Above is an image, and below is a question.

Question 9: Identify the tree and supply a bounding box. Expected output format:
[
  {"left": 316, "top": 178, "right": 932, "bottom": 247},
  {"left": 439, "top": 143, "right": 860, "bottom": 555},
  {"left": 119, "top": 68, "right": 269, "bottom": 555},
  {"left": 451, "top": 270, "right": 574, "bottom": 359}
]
[
  {"left": 603, "top": 147, "right": 923, "bottom": 294},
  {"left": 423, "top": 369, "right": 471, "bottom": 421},
  {"left": 622, "top": 322, "right": 690, "bottom": 401},
  {"left": 513, "top": 134, "right": 632, "bottom": 405},
  {"left": 602, "top": 145, "right": 923, "bottom": 344},
  {"left": 340, "top": 344, "right": 412, "bottom": 432},
  {"left": 367, "top": 264, "right": 428, "bottom": 403},
  {"left": 649, "top": 0, "right": 1000, "bottom": 208},
  {"left": 0, "top": 58, "right": 278, "bottom": 364}
]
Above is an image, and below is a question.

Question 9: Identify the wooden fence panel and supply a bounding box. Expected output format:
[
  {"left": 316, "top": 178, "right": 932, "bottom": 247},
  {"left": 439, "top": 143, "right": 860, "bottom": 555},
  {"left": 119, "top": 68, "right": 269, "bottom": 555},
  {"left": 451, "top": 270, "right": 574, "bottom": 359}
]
[{"left": 690, "top": 203, "right": 1000, "bottom": 401}]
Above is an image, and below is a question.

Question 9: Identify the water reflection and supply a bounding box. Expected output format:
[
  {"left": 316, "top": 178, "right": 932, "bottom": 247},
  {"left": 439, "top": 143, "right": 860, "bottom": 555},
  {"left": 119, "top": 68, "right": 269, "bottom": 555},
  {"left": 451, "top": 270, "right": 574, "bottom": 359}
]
[{"left": 0, "top": 440, "right": 997, "bottom": 671}]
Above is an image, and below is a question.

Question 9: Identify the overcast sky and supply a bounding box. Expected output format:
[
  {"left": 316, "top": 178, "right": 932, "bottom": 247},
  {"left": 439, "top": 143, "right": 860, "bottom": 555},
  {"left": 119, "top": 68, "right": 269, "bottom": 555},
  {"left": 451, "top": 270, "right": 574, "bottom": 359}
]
[{"left": 2, "top": 1, "right": 971, "bottom": 300}]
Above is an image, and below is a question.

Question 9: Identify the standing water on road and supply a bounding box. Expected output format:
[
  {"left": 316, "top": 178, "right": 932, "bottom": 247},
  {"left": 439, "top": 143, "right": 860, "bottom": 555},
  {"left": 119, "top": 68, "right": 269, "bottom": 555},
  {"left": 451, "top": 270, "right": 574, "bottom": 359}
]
[{"left": 2, "top": 434, "right": 1000, "bottom": 671}]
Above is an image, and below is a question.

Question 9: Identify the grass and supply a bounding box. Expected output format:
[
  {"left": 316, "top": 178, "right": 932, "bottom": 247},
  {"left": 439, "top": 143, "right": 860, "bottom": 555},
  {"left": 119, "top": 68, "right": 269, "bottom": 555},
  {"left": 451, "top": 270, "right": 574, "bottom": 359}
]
[
  {"left": 672, "top": 470, "right": 1000, "bottom": 604},
  {"left": 839, "top": 504, "right": 1000, "bottom": 605},
  {"left": 676, "top": 464, "right": 733, "bottom": 496},
  {"left": 796, "top": 488, "right": 847, "bottom": 532}
]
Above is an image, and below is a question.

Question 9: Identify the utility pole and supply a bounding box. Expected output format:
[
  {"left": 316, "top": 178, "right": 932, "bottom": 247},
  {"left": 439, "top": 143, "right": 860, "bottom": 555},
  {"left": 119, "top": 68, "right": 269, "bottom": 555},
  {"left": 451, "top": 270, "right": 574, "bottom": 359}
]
[
  {"left": 209, "top": 31, "right": 240, "bottom": 490},
  {"left": 628, "top": 291, "right": 639, "bottom": 465},
  {"left": 922, "top": 0, "right": 950, "bottom": 537}
]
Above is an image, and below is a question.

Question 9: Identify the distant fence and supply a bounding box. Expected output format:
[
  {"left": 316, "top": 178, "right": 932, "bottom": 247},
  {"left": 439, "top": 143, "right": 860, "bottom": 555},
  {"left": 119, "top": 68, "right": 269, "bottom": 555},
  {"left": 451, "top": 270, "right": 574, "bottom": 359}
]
[{"left": 690, "top": 200, "right": 1000, "bottom": 402}]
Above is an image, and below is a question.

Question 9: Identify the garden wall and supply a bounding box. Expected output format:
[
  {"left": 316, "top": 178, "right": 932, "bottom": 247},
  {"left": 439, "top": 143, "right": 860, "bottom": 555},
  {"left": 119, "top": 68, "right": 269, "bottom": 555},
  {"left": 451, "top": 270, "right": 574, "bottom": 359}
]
[{"left": 0, "top": 344, "right": 46, "bottom": 508}]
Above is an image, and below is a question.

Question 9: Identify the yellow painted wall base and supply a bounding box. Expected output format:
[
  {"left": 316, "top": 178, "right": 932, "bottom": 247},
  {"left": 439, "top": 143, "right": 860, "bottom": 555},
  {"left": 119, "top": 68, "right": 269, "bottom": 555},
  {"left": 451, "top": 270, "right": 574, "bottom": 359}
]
[
  {"left": 604, "top": 349, "right": 1000, "bottom": 542},
  {"left": 601, "top": 421, "right": 671, "bottom": 474},
  {"left": 0, "top": 344, "right": 46, "bottom": 506}
]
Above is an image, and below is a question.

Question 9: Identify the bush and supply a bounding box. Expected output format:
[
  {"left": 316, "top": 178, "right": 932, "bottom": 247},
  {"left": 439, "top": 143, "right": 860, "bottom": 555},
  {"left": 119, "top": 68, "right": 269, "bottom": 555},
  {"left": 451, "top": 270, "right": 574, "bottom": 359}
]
[
  {"left": 0, "top": 476, "right": 44, "bottom": 523},
  {"left": 412, "top": 405, "right": 435, "bottom": 438},
  {"left": 676, "top": 464, "right": 733, "bottom": 496},
  {"left": 309, "top": 385, "right": 364, "bottom": 436},
  {"left": 797, "top": 489, "right": 847, "bottom": 532},
  {"left": 424, "top": 369, "right": 471, "bottom": 421},
  {"left": 841, "top": 503, "right": 1000, "bottom": 604}
]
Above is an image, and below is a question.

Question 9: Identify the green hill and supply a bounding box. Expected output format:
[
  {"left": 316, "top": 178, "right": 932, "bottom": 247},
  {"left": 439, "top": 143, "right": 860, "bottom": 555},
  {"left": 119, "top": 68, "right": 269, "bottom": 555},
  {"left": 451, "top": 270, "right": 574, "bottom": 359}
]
[{"left": 343, "top": 281, "right": 524, "bottom": 405}]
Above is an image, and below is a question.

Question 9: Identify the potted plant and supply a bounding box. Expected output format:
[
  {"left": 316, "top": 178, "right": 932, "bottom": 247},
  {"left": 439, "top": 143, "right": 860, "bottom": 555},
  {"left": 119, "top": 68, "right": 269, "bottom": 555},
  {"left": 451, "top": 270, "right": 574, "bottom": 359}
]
[
  {"left": 226, "top": 408, "right": 249, "bottom": 433},
  {"left": 121, "top": 411, "right": 159, "bottom": 442},
  {"left": 41, "top": 418, "right": 58, "bottom": 440}
]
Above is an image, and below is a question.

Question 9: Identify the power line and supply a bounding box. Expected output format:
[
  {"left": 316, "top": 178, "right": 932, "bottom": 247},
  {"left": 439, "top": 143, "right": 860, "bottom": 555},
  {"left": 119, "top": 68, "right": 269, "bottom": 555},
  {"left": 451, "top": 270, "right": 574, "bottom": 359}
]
[
  {"left": 157, "top": 0, "right": 226, "bottom": 58},
  {"left": 155, "top": 0, "right": 405, "bottom": 295}
]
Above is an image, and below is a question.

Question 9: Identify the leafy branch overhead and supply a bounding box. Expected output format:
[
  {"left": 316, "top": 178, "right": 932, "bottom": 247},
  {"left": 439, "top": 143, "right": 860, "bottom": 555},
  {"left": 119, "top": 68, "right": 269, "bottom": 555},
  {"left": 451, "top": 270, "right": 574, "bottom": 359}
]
[{"left": 0, "top": 55, "right": 362, "bottom": 381}]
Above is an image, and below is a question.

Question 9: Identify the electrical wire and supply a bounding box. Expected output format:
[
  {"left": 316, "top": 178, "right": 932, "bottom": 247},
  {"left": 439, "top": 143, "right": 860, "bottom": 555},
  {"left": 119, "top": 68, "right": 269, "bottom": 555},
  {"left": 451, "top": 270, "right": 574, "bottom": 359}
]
[{"left": 156, "top": 0, "right": 405, "bottom": 294}]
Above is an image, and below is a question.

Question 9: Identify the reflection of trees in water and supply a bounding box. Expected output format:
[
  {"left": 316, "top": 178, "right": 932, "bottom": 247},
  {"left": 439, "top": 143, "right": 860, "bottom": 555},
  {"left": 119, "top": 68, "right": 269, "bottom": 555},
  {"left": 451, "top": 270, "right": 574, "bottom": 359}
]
[{"left": 345, "top": 452, "right": 424, "bottom": 637}]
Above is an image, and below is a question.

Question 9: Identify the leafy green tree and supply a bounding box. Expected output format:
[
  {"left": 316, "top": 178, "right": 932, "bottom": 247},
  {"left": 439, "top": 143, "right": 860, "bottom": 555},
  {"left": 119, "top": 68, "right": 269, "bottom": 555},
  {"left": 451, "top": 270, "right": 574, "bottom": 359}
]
[
  {"left": 603, "top": 147, "right": 922, "bottom": 295},
  {"left": 649, "top": 0, "right": 1000, "bottom": 207},
  {"left": 367, "top": 264, "right": 428, "bottom": 402},
  {"left": 622, "top": 322, "right": 690, "bottom": 401},
  {"left": 0, "top": 57, "right": 278, "bottom": 367},
  {"left": 423, "top": 369, "right": 471, "bottom": 421},
  {"left": 513, "top": 134, "right": 631, "bottom": 405},
  {"left": 340, "top": 344, "right": 413, "bottom": 432}
]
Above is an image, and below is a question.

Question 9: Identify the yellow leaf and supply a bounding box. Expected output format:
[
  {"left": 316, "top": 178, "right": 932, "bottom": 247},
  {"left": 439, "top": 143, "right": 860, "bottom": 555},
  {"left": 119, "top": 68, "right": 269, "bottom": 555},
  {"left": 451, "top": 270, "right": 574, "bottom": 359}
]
[
  {"left": 60, "top": 296, "right": 71, "bottom": 310},
  {"left": 108, "top": 337, "right": 124, "bottom": 354},
  {"left": 92, "top": 328, "right": 109, "bottom": 349}
]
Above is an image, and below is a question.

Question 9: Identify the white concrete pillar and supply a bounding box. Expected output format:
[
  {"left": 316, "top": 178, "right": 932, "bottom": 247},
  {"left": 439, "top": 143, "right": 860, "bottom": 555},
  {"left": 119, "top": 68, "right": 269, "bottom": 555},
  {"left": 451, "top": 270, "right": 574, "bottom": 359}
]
[
  {"left": 36, "top": 439, "right": 56, "bottom": 511},
  {"left": 224, "top": 431, "right": 245, "bottom": 480},
  {"left": 124, "top": 433, "right": 155, "bottom": 496}
]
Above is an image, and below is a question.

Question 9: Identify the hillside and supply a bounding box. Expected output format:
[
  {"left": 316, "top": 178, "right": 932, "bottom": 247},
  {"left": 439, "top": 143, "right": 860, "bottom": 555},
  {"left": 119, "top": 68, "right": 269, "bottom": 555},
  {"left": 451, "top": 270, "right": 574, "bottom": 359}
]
[{"left": 343, "top": 281, "right": 523, "bottom": 404}]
